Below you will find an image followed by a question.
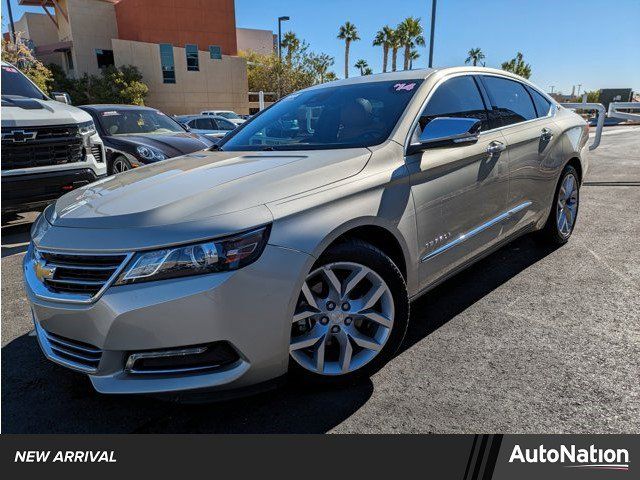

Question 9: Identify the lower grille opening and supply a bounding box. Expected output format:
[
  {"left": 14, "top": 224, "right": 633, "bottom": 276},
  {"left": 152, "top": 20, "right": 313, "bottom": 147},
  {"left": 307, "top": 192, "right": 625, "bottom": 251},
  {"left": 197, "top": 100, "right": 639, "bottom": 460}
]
[
  {"left": 126, "top": 342, "right": 240, "bottom": 375},
  {"left": 44, "top": 330, "right": 103, "bottom": 372}
]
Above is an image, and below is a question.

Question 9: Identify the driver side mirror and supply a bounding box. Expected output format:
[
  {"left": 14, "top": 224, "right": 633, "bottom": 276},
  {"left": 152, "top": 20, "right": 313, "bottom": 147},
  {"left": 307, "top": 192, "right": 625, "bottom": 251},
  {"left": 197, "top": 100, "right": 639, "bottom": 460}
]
[
  {"left": 407, "top": 117, "right": 481, "bottom": 155},
  {"left": 52, "top": 91, "right": 72, "bottom": 105}
]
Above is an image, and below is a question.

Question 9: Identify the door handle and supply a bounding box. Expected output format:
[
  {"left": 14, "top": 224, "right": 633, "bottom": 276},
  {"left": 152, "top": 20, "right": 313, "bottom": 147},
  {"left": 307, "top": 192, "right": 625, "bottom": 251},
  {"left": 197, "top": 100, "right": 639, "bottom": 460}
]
[
  {"left": 486, "top": 141, "right": 506, "bottom": 156},
  {"left": 541, "top": 127, "right": 553, "bottom": 141}
]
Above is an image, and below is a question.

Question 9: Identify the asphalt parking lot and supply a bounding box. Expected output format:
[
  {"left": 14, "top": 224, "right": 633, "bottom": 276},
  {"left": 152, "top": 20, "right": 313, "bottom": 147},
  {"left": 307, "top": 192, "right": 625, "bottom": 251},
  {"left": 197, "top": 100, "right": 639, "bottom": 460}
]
[{"left": 2, "top": 127, "right": 639, "bottom": 433}]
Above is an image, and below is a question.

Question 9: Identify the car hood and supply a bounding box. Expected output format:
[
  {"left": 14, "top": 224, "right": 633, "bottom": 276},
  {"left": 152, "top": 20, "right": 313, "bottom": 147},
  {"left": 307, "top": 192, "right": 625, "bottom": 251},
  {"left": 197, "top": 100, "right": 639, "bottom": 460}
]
[
  {"left": 49, "top": 148, "right": 371, "bottom": 229},
  {"left": 1, "top": 97, "right": 92, "bottom": 127},
  {"left": 107, "top": 132, "right": 212, "bottom": 156}
]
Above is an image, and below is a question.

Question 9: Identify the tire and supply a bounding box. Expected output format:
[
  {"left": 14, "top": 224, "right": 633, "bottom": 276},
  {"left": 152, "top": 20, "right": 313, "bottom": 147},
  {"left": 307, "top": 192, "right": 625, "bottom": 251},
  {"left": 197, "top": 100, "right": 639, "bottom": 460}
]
[
  {"left": 538, "top": 164, "right": 580, "bottom": 245},
  {"left": 108, "top": 155, "right": 133, "bottom": 175},
  {"left": 288, "top": 239, "right": 409, "bottom": 384}
]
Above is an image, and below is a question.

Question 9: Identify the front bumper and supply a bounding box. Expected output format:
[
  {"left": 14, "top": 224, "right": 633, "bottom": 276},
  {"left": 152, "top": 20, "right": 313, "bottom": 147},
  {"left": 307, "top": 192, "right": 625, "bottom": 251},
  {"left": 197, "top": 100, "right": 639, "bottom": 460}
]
[
  {"left": 25, "top": 244, "right": 313, "bottom": 395},
  {"left": 2, "top": 168, "right": 106, "bottom": 214}
]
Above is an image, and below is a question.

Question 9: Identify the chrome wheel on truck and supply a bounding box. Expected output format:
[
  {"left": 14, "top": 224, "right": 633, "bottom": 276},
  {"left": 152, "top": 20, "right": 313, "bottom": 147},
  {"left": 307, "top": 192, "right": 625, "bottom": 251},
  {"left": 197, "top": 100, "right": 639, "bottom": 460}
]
[{"left": 289, "top": 240, "right": 408, "bottom": 381}]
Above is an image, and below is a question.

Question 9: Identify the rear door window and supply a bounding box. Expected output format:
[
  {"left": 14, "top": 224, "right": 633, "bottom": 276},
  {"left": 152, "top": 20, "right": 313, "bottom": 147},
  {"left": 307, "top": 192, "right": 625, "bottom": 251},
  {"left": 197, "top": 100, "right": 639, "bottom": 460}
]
[
  {"left": 194, "top": 118, "right": 214, "bottom": 130},
  {"left": 420, "top": 75, "right": 490, "bottom": 131},
  {"left": 481, "top": 76, "right": 536, "bottom": 127}
]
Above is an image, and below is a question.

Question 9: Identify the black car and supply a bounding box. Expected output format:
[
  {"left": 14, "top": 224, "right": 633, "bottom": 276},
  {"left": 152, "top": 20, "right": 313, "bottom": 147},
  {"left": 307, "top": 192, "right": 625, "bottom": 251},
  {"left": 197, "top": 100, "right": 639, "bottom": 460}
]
[{"left": 80, "top": 105, "right": 214, "bottom": 174}]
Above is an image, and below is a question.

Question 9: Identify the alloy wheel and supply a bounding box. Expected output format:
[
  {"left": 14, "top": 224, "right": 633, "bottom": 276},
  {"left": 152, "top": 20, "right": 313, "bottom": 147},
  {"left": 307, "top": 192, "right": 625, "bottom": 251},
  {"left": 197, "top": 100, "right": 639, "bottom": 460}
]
[
  {"left": 290, "top": 262, "right": 394, "bottom": 376},
  {"left": 556, "top": 173, "right": 578, "bottom": 237},
  {"left": 113, "top": 158, "right": 130, "bottom": 173}
]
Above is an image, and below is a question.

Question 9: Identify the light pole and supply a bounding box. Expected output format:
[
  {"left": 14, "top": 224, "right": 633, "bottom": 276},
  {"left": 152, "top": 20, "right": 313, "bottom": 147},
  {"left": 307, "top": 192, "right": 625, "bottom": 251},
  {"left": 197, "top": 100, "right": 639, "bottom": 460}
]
[
  {"left": 6, "top": 0, "right": 16, "bottom": 43},
  {"left": 278, "top": 16, "right": 290, "bottom": 60},
  {"left": 427, "top": 0, "right": 437, "bottom": 68},
  {"left": 576, "top": 83, "right": 582, "bottom": 98}
]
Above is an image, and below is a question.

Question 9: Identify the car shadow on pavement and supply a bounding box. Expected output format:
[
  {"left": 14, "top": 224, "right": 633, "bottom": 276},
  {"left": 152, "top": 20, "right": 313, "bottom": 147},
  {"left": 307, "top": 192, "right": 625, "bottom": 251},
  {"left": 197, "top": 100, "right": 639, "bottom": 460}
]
[
  {"left": 1, "top": 217, "right": 32, "bottom": 258},
  {"left": 1, "top": 233, "right": 558, "bottom": 434},
  {"left": 403, "top": 233, "right": 559, "bottom": 353}
]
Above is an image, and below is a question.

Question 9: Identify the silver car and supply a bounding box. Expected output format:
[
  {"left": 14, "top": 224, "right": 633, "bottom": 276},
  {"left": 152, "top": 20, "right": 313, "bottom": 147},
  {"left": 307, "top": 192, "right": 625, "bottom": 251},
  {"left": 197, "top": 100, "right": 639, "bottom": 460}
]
[
  {"left": 24, "top": 67, "right": 589, "bottom": 396},
  {"left": 175, "top": 114, "right": 237, "bottom": 140}
]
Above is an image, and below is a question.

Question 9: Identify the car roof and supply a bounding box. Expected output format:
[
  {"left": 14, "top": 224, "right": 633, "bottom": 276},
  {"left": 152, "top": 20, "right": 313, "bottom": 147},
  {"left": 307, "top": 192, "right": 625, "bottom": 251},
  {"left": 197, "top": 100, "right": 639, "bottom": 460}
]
[
  {"left": 81, "top": 104, "right": 159, "bottom": 111},
  {"left": 302, "top": 66, "right": 537, "bottom": 90},
  {"left": 178, "top": 114, "right": 229, "bottom": 121}
]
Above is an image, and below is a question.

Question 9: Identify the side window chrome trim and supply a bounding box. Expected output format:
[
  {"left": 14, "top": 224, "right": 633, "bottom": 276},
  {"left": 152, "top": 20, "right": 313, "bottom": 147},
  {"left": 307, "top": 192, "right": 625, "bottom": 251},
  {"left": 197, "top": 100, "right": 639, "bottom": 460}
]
[{"left": 404, "top": 72, "right": 558, "bottom": 154}]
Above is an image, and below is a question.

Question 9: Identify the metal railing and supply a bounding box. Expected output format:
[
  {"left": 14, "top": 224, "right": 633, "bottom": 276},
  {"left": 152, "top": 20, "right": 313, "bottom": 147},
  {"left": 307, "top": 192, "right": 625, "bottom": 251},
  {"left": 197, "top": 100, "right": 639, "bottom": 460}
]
[
  {"left": 560, "top": 102, "right": 605, "bottom": 150},
  {"left": 608, "top": 102, "right": 640, "bottom": 122}
]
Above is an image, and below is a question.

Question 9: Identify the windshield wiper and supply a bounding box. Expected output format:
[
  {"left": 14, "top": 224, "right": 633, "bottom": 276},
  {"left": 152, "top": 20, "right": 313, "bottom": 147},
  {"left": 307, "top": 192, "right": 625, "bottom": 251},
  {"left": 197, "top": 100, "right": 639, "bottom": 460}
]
[{"left": 209, "top": 143, "right": 222, "bottom": 151}]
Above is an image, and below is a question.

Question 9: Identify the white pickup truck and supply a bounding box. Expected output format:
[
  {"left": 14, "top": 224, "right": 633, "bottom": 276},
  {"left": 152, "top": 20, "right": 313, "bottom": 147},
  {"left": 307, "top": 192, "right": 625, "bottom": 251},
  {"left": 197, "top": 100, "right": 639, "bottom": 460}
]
[{"left": 1, "top": 61, "right": 106, "bottom": 219}]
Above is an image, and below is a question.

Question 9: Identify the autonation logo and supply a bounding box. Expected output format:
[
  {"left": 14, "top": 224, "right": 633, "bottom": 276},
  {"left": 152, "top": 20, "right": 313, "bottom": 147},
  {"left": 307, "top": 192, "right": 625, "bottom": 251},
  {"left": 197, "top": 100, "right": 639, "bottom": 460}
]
[{"left": 509, "top": 444, "right": 630, "bottom": 471}]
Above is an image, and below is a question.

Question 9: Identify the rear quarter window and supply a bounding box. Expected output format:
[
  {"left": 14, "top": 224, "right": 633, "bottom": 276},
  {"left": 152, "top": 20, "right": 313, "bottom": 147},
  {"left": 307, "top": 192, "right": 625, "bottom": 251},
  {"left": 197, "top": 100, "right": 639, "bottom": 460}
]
[{"left": 527, "top": 86, "right": 552, "bottom": 117}]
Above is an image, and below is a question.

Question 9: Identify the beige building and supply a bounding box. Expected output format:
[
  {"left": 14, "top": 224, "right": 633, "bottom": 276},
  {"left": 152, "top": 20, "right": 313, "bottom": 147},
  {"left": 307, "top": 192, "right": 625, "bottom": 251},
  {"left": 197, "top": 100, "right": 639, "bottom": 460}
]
[
  {"left": 236, "top": 27, "right": 275, "bottom": 55},
  {"left": 15, "top": 0, "right": 272, "bottom": 115},
  {"left": 112, "top": 39, "right": 249, "bottom": 115}
]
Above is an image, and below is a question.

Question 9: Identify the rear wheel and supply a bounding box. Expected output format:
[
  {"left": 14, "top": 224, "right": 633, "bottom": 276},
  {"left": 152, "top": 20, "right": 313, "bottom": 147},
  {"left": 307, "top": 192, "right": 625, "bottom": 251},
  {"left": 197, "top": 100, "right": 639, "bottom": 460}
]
[
  {"left": 539, "top": 164, "right": 580, "bottom": 245},
  {"left": 289, "top": 240, "right": 409, "bottom": 383}
]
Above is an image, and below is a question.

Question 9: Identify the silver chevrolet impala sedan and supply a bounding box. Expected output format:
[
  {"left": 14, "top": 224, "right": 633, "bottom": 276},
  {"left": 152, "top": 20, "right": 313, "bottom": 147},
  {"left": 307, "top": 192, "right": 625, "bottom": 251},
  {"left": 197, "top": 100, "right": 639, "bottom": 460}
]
[{"left": 24, "top": 67, "right": 589, "bottom": 396}]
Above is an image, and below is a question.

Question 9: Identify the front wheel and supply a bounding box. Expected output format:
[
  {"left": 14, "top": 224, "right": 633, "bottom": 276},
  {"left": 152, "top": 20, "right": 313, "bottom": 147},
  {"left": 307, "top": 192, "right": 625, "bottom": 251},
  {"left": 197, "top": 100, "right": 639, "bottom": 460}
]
[
  {"left": 108, "top": 155, "right": 133, "bottom": 175},
  {"left": 288, "top": 240, "right": 409, "bottom": 383},
  {"left": 538, "top": 164, "right": 580, "bottom": 245}
]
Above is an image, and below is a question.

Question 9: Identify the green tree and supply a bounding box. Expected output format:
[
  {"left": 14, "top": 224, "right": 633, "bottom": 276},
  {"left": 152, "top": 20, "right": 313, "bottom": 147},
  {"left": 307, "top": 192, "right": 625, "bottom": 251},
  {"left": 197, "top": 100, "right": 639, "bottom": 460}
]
[
  {"left": 363, "top": 67, "right": 373, "bottom": 76},
  {"left": 585, "top": 90, "right": 600, "bottom": 103},
  {"left": 408, "top": 49, "right": 420, "bottom": 69},
  {"left": 389, "top": 29, "right": 401, "bottom": 72},
  {"left": 354, "top": 58, "right": 369, "bottom": 75},
  {"left": 48, "top": 64, "right": 148, "bottom": 105},
  {"left": 280, "top": 31, "right": 300, "bottom": 64},
  {"left": 337, "top": 21, "right": 360, "bottom": 78},
  {"left": 1, "top": 34, "right": 53, "bottom": 93},
  {"left": 501, "top": 51, "right": 532, "bottom": 79},
  {"left": 397, "top": 17, "right": 425, "bottom": 71},
  {"left": 465, "top": 47, "right": 485, "bottom": 67},
  {"left": 307, "top": 53, "right": 335, "bottom": 83},
  {"left": 373, "top": 25, "right": 394, "bottom": 73}
]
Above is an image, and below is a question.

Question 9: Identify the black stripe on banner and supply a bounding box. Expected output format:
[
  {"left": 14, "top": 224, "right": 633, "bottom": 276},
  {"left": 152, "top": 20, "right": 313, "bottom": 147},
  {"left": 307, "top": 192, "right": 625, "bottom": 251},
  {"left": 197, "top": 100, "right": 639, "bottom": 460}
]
[
  {"left": 463, "top": 435, "right": 480, "bottom": 480},
  {"left": 471, "top": 434, "right": 489, "bottom": 480},
  {"left": 481, "top": 435, "right": 503, "bottom": 480}
]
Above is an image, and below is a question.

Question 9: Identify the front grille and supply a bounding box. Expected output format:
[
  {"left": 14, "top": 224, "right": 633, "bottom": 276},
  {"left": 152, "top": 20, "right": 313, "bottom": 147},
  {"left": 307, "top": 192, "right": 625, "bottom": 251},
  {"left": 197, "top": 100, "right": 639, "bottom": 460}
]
[
  {"left": 38, "top": 251, "right": 128, "bottom": 297},
  {"left": 1, "top": 124, "right": 84, "bottom": 170},
  {"left": 90, "top": 144, "right": 104, "bottom": 163},
  {"left": 42, "top": 328, "right": 102, "bottom": 373}
]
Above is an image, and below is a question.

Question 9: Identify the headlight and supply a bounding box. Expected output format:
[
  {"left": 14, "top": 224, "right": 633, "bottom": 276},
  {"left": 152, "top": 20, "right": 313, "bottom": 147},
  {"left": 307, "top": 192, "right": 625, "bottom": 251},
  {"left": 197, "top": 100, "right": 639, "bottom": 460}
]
[
  {"left": 78, "top": 120, "right": 96, "bottom": 136},
  {"left": 114, "top": 226, "right": 271, "bottom": 285},
  {"left": 136, "top": 145, "right": 166, "bottom": 161}
]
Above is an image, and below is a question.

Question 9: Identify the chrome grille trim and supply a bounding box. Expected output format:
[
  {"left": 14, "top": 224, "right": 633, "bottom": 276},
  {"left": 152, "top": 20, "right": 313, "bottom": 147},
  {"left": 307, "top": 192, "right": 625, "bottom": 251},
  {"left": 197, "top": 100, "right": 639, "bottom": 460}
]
[
  {"left": 35, "top": 322, "right": 103, "bottom": 374},
  {"left": 25, "top": 246, "right": 133, "bottom": 304}
]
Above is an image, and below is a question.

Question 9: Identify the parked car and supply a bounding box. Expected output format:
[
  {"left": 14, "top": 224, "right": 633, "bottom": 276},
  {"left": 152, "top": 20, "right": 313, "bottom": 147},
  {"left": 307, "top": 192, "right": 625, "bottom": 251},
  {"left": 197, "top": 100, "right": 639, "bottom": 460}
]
[
  {"left": 200, "top": 110, "right": 246, "bottom": 125},
  {"left": 80, "top": 105, "right": 214, "bottom": 174},
  {"left": 1, "top": 61, "right": 106, "bottom": 219},
  {"left": 25, "top": 67, "right": 590, "bottom": 396},
  {"left": 175, "top": 114, "right": 237, "bottom": 140}
]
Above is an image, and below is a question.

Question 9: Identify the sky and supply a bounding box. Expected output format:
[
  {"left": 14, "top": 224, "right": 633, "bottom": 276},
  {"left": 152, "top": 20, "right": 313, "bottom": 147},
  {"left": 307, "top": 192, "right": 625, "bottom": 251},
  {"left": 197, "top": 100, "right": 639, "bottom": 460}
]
[{"left": 3, "top": 0, "right": 639, "bottom": 94}]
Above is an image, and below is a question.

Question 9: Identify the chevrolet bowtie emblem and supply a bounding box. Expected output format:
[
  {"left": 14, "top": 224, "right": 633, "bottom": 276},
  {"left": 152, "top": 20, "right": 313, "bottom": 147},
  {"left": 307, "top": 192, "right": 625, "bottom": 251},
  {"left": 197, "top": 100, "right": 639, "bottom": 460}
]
[
  {"left": 2, "top": 129, "right": 37, "bottom": 143},
  {"left": 34, "top": 259, "right": 56, "bottom": 282}
]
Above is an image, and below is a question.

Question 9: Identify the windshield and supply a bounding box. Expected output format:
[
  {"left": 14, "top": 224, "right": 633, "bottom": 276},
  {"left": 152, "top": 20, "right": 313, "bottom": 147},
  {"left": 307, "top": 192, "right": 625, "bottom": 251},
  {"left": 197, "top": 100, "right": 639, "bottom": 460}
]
[
  {"left": 97, "top": 109, "right": 185, "bottom": 136},
  {"left": 217, "top": 111, "right": 241, "bottom": 120},
  {"left": 220, "top": 80, "right": 423, "bottom": 151},
  {"left": 1, "top": 65, "right": 47, "bottom": 100}
]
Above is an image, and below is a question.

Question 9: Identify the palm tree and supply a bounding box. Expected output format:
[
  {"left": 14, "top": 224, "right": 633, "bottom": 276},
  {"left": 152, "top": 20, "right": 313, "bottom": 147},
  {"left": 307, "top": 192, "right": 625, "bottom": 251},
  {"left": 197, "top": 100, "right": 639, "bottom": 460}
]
[
  {"left": 408, "top": 49, "right": 420, "bottom": 70},
  {"left": 363, "top": 67, "right": 373, "bottom": 75},
  {"left": 501, "top": 51, "right": 532, "bottom": 79},
  {"left": 397, "top": 17, "right": 425, "bottom": 71},
  {"left": 373, "top": 25, "right": 394, "bottom": 73},
  {"left": 337, "top": 21, "right": 360, "bottom": 78},
  {"left": 390, "top": 29, "right": 401, "bottom": 72},
  {"left": 281, "top": 31, "right": 300, "bottom": 64},
  {"left": 465, "top": 47, "right": 485, "bottom": 66},
  {"left": 354, "top": 59, "right": 369, "bottom": 76}
]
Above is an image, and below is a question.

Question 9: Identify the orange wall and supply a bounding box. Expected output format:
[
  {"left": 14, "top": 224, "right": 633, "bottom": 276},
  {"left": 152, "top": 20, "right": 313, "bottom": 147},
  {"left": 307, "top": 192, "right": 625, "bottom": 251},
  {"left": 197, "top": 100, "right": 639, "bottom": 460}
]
[{"left": 114, "top": 0, "right": 238, "bottom": 55}]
